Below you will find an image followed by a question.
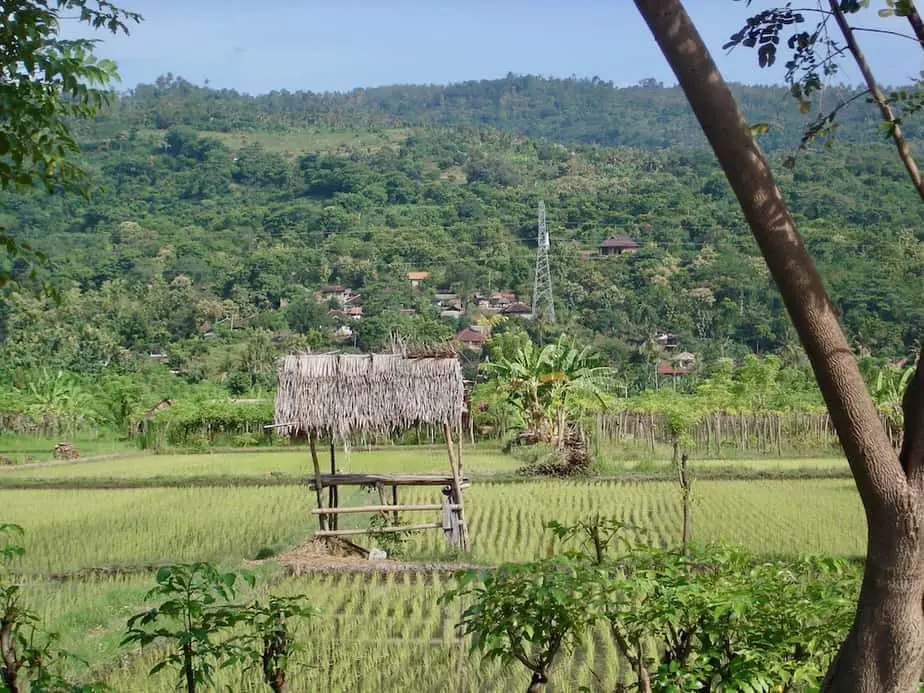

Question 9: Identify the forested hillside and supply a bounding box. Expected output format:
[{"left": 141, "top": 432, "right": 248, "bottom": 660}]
[
  {"left": 0, "top": 74, "right": 921, "bottom": 410},
  {"left": 96, "top": 74, "right": 910, "bottom": 150}
]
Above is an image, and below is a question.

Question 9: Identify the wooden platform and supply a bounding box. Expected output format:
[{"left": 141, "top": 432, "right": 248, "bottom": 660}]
[{"left": 308, "top": 473, "right": 471, "bottom": 490}]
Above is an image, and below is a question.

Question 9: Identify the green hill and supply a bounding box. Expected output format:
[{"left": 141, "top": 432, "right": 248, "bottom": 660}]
[{"left": 0, "top": 74, "right": 921, "bottom": 396}]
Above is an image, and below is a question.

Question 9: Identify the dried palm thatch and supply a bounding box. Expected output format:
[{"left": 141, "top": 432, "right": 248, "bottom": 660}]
[{"left": 274, "top": 352, "right": 464, "bottom": 440}]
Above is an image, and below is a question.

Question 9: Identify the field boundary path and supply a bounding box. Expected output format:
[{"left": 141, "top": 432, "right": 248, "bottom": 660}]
[{"left": 0, "top": 467, "right": 852, "bottom": 490}]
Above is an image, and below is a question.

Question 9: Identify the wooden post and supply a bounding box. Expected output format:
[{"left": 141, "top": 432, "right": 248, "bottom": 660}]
[
  {"left": 392, "top": 484, "right": 399, "bottom": 524},
  {"left": 442, "top": 498, "right": 453, "bottom": 543},
  {"left": 456, "top": 421, "right": 464, "bottom": 479},
  {"left": 329, "top": 439, "right": 338, "bottom": 531},
  {"left": 375, "top": 483, "right": 389, "bottom": 521},
  {"left": 309, "top": 432, "right": 327, "bottom": 531},
  {"left": 444, "top": 422, "right": 469, "bottom": 550}
]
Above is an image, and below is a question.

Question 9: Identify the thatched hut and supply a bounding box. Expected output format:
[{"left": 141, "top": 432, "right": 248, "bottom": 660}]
[
  {"left": 273, "top": 350, "right": 470, "bottom": 549},
  {"left": 274, "top": 352, "right": 464, "bottom": 441}
]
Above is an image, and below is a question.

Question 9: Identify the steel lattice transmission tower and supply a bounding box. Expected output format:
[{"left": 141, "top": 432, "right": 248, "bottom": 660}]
[{"left": 531, "top": 200, "right": 556, "bottom": 323}]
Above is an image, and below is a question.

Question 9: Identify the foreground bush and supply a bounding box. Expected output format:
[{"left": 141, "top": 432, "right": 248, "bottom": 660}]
[{"left": 444, "top": 518, "right": 859, "bottom": 692}]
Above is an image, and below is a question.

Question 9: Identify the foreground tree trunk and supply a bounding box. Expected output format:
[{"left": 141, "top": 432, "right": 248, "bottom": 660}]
[
  {"left": 1, "top": 614, "right": 21, "bottom": 693},
  {"left": 633, "top": 1, "right": 924, "bottom": 690},
  {"left": 526, "top": 669, "right": 548, "bottom": 693}
]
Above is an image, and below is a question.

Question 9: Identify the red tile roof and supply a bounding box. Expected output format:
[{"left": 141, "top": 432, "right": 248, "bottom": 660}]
[
  {"left": 456, "top": 327, "right": 488, "bottom": 344},
  {"left": 657, "top": 362, "right": 692, "bottom": 376}
]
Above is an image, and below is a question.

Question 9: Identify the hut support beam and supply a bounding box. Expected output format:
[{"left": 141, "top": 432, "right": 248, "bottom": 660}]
[
  {"left": 313, "top": 503, "right": 460, "bottom": 515},
  {"left": 444, "top": 423, "right": 470, "bottom": 551},
  {"left": 329, "top": 439, "right": 338, "bottom": 530},
  {"left": 316, "top": 523, "right": 442, "bottom": 538},
  {"left": 309, "top": 433, "right": 327, "bottom": 531}
]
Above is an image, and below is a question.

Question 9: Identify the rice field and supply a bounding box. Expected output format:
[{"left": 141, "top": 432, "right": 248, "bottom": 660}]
[
  {"left": 0, "top": 448, "right": 867, "bottom": 690},
  {"left": 2, "top": 477, "right": 865, "bottom": 574},
  {"left": 24, "top": 575, "right": 155, "bottom": 674},
  {"left": 0, "top": 486, "right": 315, "bottom": 572},
  {"left": 370, "top": 478, "right": 866, "bottom": 562},
  {"left": 621, "top": 456, "right": 850, "bottom": 473},
  {"left": 103, "top": 572, "right": 622, "bottom": 693},
  {"left": 0, "top": 446, "right": 519, "bottom": 480}
]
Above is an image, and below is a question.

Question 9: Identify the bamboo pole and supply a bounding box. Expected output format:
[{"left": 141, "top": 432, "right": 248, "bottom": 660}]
[
  {"left": 315, "top": 523, "right": 442, "bottom": 538},
  {"left": 313, "top": 503, "right": 460, "bottom": 515},
  {"left": 309, "top": 473, "right": 469, "bottom": 488},
  {"left": 776, "top": 415, "right": 783, "bottom": 457},
  {"left": 444, "top": 422, "right": 469, "bottom": 550},
  {"left": 375, "top": 483, "right": 389, "bottom": 520},
  {"left": 309, "top": 433, "right": 327, "bottom": 531},
  {"left": 456, "top": 420, "right": 464, "bottom": 479},
  {"left": 329, "top": 438, "right": 338, "bottom": 530}
]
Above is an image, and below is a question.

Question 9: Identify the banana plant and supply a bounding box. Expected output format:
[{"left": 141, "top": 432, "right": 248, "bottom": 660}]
[
  {"left": 481, "top": 335, "right": 616, "bottom": 447},
  {"left": 871, "top": 363, "right": 915, "bottom": 446}
]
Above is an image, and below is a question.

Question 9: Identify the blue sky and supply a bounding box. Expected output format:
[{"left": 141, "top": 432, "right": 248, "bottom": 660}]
[{"left": 72, "top": 1, "right": 921, "bottom": 94}]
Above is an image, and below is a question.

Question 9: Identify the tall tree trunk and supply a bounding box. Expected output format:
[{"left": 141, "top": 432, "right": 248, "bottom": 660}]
[
  {"left": 827, "top": 0, "right": 924, "bottom": 202},
  {"left": 526, "top": 669, "right": 548, "bottom": 693},
  {"left": 183, "top": 643, "right": 196, "bottom": 693},
  {"left": 679, "top": 453, "right": 691, "bottom": 554},
  {"left": 636, "top": 654, "right": 653, "bottom": 693},
  {"left": 1, "top": 615, "right": 21, "bottom": 693},
  {"left": 633, "top": 2, "right": 924, "bottom": 690},
  {"left": 903, "top": 1, "right": 924, "bottom": 47}
]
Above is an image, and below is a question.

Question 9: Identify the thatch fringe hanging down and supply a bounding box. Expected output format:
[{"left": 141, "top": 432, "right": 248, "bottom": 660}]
[{"left": 274, "top": 352, "right": 464, "bottom": 441}]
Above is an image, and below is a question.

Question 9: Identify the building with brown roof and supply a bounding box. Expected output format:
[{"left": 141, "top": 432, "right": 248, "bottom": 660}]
[
  {"left": 455, "top": 326, "right": 489, "bottom": 351},
  {"left": 407, "top": 271, "right": 431, "bottom": 288},
  {"left": 657, "top": 352, "right": 697, "bottom": 377},
  {"left": 502, "top": 302, "right": 533, "bottom": 318},
  {"left": 599, "top": 235, "right": 640, "bottom": 256}
]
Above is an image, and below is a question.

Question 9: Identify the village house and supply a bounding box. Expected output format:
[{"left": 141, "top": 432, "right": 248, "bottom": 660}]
[
  {"left": 455, "top": 326, "right": 489, "bottom": 351},
  {"left": 657, "top": 351, "right": 697, "bottom": 377},
  {"left": 502, "top": 302, "right": 533, "bottom": 319},
  {"left": 332, "top": 324, "right": 354, "bottom": 340},
  {"left": 598, "top": 235, "right": 640, "bottom": 256},
  {"left": 434, "top": 292, "right": 465, "bottom": 318},
  {"left": 434, "top": 291, "right": 462, "bottom": 306},
  {"left": 315, "top": 284, "right": 360, "bottom": 308},
  {"left": 407, "top": 271, "right": 431, "bottom": 288},
  {"left": 655, "top": 331, "right": 679, "bottom": 349},
  {"left": 474, "top": 291, "right": 519, "bottom": 314}
]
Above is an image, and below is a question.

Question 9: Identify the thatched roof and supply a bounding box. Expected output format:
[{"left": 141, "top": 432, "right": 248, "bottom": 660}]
[{"left": 274, "top": 352, "right": 464, "bottom": 439}]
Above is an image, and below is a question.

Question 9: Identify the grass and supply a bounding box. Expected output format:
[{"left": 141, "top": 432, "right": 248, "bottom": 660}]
[
  {"left": 24, "top": 575, "right": 154, "bottom": 677},
  {"left": 0, "top": 431, "right": 136, "bottom": 464},
  {"left": 0, "top": 446, "right": 518, "bottom": 481},
  {"left": 1, "top": 486, "right": 315, "bottom": 572},
  {"left": 604, "top": 456, "right": 849, "bottom": 472},
  {"left": 209, "top": 127, "right": 409, "bottom": 157},
  {"left": 2, "top": 477, "right": 864, "bottom": 572},
  {"left": 0, "top": 444, "right": 867, "bottom": 690},
  {"left": 102, "top": 572, "right": 615, "bottom": 692},
  {"left": 348, "top": 478, "right": 866, "bottom": 563}
]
